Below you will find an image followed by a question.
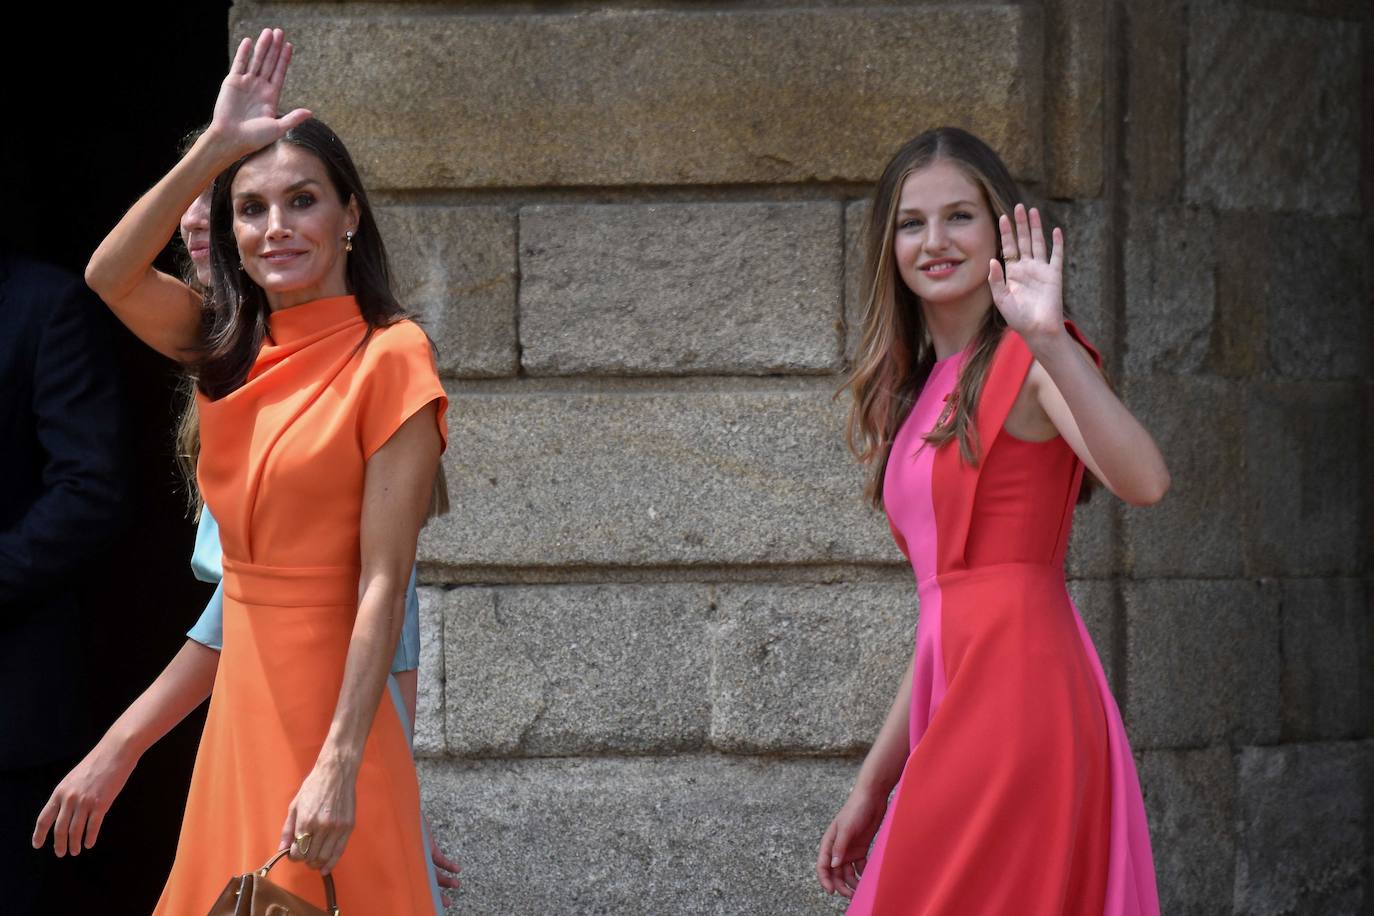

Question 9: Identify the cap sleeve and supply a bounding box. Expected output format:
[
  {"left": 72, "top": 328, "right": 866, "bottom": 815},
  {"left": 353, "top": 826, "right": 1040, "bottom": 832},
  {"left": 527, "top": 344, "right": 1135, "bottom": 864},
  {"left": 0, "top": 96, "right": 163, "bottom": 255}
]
[
  {"left": 357, "top": 321, "right": 449, "bottom": 460},
  {"left": 1063, "top": 319, "right": 1103, "bottom": 368}
]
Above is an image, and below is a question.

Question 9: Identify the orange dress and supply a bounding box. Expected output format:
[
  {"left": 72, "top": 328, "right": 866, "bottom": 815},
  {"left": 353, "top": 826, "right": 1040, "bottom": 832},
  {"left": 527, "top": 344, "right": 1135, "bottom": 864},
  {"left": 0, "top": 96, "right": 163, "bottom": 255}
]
[{"left": 154, "top": 295, "right": 447, "bottom": 915}]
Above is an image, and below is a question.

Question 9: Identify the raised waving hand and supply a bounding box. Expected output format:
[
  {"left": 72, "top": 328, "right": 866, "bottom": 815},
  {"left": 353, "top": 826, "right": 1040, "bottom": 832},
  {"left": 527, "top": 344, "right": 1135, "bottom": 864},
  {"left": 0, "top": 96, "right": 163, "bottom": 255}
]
[
  {"left": 987, "top": 203, "right": 1065, "bottom": 343},
  {"left": 210, "top": 28, "right": 313, "bottom": 156},
  {"left": 83, "top": 27, "right": 312, "bottom": 360}
]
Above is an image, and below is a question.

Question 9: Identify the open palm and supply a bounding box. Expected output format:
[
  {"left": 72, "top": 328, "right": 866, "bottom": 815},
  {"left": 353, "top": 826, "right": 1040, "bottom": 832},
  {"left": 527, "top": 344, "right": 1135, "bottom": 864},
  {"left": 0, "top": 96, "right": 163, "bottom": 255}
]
[
  {"left": 988, "top": 204, "right": 1065, "bottom": 340},
  {"left": 211, "top": 28, "right": 312, "bottom": 155}
]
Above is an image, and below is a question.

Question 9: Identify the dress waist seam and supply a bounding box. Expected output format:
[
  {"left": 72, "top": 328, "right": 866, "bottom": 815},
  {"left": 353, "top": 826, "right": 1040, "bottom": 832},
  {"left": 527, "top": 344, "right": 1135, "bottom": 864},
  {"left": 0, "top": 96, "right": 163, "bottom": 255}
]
[
  {"left": 917, "top": 561, "right": 1065, "bottom": 590},
  {"left": 221, "top": 558, "right": 360, "bottom": 607}
]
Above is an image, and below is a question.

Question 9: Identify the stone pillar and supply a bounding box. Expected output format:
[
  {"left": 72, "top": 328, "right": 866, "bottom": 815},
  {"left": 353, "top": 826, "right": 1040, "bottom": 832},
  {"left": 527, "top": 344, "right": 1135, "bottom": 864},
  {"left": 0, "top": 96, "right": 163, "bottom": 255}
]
[{"left": 1119, "top": 1, "right": 1373, "bottom": 913}]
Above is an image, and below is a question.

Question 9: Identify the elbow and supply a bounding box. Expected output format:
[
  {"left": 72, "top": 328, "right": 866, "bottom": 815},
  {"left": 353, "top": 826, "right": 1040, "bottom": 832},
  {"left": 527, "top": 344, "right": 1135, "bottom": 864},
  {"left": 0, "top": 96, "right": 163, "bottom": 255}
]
[
  {"left": 1125, "top": 469, "right": 1171, "bottom": 508},
  {"left": 83, "top": 257, "right": 114, "bottom": 302}
]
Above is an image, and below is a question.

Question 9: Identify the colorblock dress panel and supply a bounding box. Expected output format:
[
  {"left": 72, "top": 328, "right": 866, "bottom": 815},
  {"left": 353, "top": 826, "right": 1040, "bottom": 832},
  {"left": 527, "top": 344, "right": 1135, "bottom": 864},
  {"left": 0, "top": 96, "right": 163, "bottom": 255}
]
[{"left": 847, "top": 324, "right": 1159, "bottom": 916}]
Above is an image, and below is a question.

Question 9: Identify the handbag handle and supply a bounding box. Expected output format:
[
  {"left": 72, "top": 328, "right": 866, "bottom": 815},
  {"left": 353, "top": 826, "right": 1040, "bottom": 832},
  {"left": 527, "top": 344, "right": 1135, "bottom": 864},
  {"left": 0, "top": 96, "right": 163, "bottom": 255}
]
[{"left": 257, "top": 847, "right": 340, "bottom": 916}]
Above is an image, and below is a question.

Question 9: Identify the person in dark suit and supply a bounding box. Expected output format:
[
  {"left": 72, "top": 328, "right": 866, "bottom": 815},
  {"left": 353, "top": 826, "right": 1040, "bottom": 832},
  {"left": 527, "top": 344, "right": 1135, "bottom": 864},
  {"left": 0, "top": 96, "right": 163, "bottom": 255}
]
[{"left": 0, "top": 245, "right": 128, "bottom": 913}]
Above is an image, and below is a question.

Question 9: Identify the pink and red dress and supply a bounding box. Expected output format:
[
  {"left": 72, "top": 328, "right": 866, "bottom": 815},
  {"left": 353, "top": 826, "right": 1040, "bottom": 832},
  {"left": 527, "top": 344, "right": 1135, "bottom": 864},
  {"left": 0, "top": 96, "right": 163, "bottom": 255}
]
[{"left": 847, "top": 324, "right": 1160, "bottom": 916}]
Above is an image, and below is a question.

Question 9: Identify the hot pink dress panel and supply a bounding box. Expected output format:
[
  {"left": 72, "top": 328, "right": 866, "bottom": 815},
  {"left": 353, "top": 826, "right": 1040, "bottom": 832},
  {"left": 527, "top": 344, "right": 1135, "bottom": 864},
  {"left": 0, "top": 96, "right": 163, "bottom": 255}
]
[{"left": 846, "top": 325, "right": 1159, "bottom": 916}]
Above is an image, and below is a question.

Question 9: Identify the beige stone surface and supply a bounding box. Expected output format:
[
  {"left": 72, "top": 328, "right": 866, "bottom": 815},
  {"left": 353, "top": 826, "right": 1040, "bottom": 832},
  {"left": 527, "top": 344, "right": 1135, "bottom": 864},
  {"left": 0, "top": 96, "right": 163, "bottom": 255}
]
[
  {"left": 413, "top": 587, "right": 446, "bottom": 758},
  {"left": 419, "top": 384, "right": 896, "bottom": 571},
  {"left": 440, "top": 585, "right": 713, "bottom": 756},
  {"left": 375, "top": 205, "right": 517, "bottom": 377},
  {"left": 231, "top": 3, "right": 1045, "bottom": 188},
  {"left": 709, "top": 581, "right": 916, "bottom": 753},
  {"left": 419, "top": 755, "right": 854, "bottom": 915},
  {"left": 1214, "top": 212, "right": 1366, "bottom": 381},
  {"left": 520, "top": 203, "right": 842, "bottom": 375}
]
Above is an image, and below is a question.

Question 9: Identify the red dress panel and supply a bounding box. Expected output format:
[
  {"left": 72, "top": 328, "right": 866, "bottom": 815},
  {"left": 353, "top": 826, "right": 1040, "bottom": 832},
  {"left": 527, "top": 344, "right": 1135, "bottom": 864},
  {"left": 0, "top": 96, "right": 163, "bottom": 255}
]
[{"left": 847, "top": 324, "right": 1159, "bottom": 916}]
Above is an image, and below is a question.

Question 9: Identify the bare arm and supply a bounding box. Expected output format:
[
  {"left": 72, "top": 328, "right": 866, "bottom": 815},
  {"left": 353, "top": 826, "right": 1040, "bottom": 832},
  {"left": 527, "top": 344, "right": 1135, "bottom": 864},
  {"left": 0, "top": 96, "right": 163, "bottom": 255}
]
[
  {"left": 1027, "top": 339, "right": 1170, "bottom": 506},
  {"left": 817, "top": 654, "right": 913, "bottom": 897},
  {"left": 85, "top": 28, "right": 311, "bottom": 361},
  {"left": 990, "top": 204, "right": 1171, "bottom": 507},
  {"left": 280, "top": 401, "right": 442, "bottom": 875},
  {"left": 851, "top": 655, "right": 913, "bottom": 800},
  {"left": 84, "top": 137, "right": 225, "bottom": 360},
  {"left": 32, "top": 639, "right": 219, "bottom": 856}
]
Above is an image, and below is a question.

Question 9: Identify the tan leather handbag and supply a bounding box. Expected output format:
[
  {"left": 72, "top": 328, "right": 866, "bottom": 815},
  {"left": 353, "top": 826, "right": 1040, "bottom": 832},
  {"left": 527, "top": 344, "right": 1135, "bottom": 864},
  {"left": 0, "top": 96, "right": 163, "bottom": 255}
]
[{"left": 204, "top": 847, "right": 340, "bottom": 916}]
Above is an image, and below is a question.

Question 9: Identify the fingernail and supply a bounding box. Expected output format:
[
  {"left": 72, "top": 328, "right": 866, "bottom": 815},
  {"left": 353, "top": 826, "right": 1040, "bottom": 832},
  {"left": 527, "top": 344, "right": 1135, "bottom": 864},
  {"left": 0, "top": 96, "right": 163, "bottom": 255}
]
[{"left": 830, "top": 856, "right": 840, "bottom": 867}]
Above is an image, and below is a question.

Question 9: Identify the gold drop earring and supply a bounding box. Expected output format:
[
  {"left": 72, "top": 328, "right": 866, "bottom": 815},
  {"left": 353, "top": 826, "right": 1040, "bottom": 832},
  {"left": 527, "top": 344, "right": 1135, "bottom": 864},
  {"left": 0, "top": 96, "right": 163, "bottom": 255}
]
[{"left": 344, "top": 230, "right": 354, "bottom": 253}]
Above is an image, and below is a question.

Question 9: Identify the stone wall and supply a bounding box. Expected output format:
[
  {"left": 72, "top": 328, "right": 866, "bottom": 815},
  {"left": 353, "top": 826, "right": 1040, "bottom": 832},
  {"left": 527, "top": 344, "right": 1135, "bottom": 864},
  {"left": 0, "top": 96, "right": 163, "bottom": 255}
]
[{"left": 230, "top": 1, "right": 1373, "bottom": 912}]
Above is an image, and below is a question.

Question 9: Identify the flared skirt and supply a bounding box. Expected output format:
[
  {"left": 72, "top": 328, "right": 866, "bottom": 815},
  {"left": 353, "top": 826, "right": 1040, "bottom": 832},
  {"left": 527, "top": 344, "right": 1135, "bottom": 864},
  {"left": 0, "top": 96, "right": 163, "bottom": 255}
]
[
  {"left": 153, "top": 561, "right": 439, "bottom": 916},
  {"left": 847, "top": 563, "right": 1158, "bottom": 916}
]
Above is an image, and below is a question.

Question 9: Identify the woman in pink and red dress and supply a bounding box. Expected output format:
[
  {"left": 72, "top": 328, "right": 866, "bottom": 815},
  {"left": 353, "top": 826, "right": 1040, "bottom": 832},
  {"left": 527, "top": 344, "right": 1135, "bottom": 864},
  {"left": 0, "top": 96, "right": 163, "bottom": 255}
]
[{"left": 816, "top": 128, "right": 1169, "bottom": 915}]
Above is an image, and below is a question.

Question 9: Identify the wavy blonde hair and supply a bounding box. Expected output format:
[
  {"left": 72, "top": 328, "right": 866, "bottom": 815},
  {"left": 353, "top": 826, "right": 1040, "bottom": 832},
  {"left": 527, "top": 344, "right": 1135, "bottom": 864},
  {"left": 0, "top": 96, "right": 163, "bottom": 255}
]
[{"left": 843, "top": 128, "right": 1022, "bottom": 509}]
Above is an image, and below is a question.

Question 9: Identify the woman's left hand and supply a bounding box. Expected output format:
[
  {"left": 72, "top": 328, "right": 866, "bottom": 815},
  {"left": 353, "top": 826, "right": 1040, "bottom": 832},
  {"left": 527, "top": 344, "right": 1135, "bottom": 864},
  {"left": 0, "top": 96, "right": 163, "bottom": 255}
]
[
  {"left": 279, "top": 760, "right": 357, "bottom": 875},
  {"left": 425, "top": 812, "right": 462, "bottom": 904},
  {"left": 988, "top": 203, "right": 1065, "bottom": 343}
]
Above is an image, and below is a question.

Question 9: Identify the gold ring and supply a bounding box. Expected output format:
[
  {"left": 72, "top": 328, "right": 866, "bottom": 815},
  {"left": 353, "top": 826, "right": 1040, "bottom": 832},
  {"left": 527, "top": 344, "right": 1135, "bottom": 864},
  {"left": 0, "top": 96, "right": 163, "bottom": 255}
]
[{"left": 295, "top": 832, "right": 312, "bottom": 855}]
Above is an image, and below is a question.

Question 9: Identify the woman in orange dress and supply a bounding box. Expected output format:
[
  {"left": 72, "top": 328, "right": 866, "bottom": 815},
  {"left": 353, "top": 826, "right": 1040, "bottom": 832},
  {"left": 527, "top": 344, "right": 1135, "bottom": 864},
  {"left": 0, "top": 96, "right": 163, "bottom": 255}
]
[
  {"left": 816, "top": 128, "right": 1170, "bottom": 914},
  {"left": 86, "top": 29, "right": 445, "bottom": 913}
]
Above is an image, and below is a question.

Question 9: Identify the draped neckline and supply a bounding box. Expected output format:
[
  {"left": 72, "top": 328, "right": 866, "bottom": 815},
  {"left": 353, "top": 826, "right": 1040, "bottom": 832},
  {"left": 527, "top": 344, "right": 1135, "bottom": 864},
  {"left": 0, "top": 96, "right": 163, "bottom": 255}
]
[{"left": 266, "top": 294, "right": 362, "bottom": 345}]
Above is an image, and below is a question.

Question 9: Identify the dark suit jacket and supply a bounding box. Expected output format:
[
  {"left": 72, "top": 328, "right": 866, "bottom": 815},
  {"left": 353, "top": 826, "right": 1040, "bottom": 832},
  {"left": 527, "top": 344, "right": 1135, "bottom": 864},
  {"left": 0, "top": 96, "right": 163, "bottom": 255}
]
[{"left": 0, "top": 250, "right": 128, "bottom": 768}]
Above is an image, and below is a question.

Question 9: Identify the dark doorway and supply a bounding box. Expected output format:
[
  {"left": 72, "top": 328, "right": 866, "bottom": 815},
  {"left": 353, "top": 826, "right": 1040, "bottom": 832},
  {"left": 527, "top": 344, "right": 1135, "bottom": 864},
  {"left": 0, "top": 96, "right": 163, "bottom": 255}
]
[{"left": 3, "top": 4, "right": 230, "bottom": 912}]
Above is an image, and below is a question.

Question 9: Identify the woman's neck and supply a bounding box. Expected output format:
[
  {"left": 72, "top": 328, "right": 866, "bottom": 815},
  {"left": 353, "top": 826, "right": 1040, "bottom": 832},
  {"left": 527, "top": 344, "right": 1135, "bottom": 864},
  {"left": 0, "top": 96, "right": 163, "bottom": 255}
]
[
  {"left": 922, "top": 295, "right": 993, "bottom": 361},
  {"left": 265, "top": 278, "right": 351, "bottom": 312}
]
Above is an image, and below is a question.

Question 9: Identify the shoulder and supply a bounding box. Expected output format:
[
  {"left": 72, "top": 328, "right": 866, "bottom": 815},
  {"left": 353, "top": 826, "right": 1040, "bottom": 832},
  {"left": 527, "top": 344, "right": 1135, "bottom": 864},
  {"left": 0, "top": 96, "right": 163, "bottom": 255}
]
[
  {"left": 367, "top": 317, "right": 432, "bottom": 351},
  {"left": 354, "top": 318, "right": 442, "bottom": 400},
  {"left": 359, "top": 318, "right": 436, "bottom": 367}
]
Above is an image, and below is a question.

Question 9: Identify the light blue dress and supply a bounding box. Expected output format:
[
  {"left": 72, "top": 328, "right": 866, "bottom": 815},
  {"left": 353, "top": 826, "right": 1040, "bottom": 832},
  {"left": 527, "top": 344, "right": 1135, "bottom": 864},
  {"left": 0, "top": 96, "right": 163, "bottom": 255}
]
[{"left": 186, "top": 508, "right": 421, "bottom": 673}]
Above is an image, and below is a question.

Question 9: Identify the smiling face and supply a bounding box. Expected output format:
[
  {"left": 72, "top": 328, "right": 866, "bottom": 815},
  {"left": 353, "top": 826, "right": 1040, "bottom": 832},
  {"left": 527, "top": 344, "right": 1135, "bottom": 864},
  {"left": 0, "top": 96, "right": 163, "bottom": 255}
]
[
  {"left": 179, "top": 188, "right": 213, "bottom": 289},
  {"left": 229, "top": 142, "right": 360, "bottom": 310},
  {"left": 891, "top": 158, "right": 999, "bottom": 316}
]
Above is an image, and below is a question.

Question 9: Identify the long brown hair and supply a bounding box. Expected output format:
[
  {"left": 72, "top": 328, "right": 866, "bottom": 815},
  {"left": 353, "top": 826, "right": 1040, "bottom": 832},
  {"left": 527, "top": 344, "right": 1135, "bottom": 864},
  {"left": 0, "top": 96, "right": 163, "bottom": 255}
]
[
  {"left": 172, "top": 125, "right": 211, "bottom": 517},
  {"left": 201, "top": 118, "right": 406, "bottom": 399},
  {"left": 843, "top": 127, "right": 1022, "bottom": 509},
  {"left": 182, "top": 119, "right": 449, "bottom": 518}
]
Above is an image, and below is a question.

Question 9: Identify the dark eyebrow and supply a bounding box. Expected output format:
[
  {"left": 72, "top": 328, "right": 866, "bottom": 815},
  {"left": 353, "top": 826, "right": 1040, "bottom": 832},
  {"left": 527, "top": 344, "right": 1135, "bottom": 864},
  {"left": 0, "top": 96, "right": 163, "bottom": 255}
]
[
  {"left": 897, "top": 200, "right": 980, "bottom": 217},
  {"left": 232, "top": 178, "right": 322, "bottom": 202}
]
